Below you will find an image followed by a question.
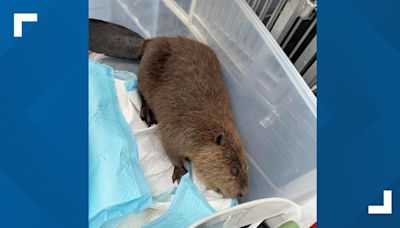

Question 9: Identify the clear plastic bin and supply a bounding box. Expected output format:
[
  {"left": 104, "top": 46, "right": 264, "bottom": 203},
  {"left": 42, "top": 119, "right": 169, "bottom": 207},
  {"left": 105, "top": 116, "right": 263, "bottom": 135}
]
[{"left": 89, "top": 0, "right": 316, "bottom": 226}]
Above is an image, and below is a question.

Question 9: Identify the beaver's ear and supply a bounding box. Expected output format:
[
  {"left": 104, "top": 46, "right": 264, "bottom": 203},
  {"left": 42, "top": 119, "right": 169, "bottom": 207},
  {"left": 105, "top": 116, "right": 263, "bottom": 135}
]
[
  {"left": 89, "top": 19, "right": 144, "bottom": 59},
  {"left": 213, "top": 132, "right": 224, "bottom": 145}
]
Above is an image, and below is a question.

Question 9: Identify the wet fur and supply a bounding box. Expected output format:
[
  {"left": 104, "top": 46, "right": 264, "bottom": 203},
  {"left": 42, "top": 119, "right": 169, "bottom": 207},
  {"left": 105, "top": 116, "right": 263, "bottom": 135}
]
[{"left": 138, "top": 37, "right": 248, "bottom": 198}]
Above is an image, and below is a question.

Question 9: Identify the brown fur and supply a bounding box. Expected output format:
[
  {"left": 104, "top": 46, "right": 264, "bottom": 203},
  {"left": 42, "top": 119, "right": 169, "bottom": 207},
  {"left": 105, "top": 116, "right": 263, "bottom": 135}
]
[{"left": 138, "top": 37, "right": 248, "bottom": 198}]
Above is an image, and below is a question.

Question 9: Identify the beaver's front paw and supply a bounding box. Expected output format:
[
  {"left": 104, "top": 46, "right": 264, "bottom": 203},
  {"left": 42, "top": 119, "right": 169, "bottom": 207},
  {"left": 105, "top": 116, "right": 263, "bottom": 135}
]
[
  {"left": 172, "top": 166, "right": 188, "bottom": 184},
  {"left": 140, "top": 105, "right": 157, "bottom": 127}
]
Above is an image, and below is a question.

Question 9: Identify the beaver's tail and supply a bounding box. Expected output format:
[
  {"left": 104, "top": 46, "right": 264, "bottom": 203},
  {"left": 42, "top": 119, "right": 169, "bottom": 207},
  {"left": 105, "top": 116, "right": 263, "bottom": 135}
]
[{"left": 89, "top": 19, "right": 150, "bottom": 60}]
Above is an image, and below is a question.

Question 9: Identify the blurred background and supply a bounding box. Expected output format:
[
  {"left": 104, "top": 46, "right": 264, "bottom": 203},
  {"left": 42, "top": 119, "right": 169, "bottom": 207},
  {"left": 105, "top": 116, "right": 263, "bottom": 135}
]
[{"left": 245, "top": 0, "right": 317, "bottom": 95}]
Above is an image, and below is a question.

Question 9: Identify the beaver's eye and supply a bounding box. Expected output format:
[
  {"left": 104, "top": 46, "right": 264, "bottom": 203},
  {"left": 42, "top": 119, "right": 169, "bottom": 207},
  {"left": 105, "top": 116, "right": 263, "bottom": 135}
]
[
  {"left": 231, "top": 167, "right": 238, "bottom": 176},
  {"left": 213, "top": 132, "right": 224, "bottom": 145}
]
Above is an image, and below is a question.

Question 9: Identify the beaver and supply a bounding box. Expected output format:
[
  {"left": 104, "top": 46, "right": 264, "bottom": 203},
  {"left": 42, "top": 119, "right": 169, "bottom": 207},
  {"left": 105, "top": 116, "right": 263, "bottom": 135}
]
[{"left": 89, "top": 19, "right": 248, "bottom": 198}]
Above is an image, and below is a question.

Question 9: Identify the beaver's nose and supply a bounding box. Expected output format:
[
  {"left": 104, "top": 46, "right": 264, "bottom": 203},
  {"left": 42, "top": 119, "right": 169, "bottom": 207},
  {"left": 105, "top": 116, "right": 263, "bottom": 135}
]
[{"left": 237, "top": 193, "right": 243, "bottom": 197}]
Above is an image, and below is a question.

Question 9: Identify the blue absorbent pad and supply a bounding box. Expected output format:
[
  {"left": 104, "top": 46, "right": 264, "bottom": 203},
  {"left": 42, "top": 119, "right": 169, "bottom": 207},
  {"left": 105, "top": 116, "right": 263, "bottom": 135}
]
[
  {"left": 89, "top": 61, "right": 152, "bottom": 228},
  {"left": 143, "top": 173, "right": 216, "bottom": 228}
]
